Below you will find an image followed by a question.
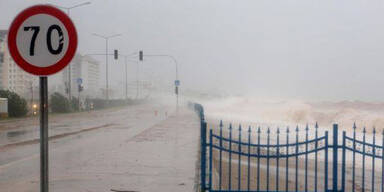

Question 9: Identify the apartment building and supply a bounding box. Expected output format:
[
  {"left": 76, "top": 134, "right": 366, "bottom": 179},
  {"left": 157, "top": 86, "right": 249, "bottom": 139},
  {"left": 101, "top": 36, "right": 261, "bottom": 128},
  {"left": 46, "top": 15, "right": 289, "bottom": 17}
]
[
  {"left": 64, "top": 54, "right": 100, "bottom": 98},
  {"left": 0, "top": 30, "right": 38, "bottom": 99}
]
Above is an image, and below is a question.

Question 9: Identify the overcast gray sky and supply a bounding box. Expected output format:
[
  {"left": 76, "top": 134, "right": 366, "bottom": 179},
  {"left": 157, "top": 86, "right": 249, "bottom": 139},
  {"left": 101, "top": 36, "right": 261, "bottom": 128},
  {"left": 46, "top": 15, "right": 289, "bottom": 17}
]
[{"left": 2, "top": 0, "right": 384, "bottom": 101}]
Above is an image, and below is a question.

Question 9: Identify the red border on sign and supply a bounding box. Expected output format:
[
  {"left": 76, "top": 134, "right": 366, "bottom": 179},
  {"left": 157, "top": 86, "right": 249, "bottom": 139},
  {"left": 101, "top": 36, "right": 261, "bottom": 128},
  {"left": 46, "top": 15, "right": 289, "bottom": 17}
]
[{"left": 8, "top": 5, "right": 77, "bottom": 76}]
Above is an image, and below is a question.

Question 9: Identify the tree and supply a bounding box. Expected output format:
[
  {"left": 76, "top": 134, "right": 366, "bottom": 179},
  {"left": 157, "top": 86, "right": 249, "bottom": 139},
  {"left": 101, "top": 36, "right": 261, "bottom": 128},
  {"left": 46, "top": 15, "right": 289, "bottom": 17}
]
[
  {"left": 50, "top": 92, "right": 71, "bottom": 113},
  {"left": 0, "top": 90, "right": 28, "bottom": 117}
]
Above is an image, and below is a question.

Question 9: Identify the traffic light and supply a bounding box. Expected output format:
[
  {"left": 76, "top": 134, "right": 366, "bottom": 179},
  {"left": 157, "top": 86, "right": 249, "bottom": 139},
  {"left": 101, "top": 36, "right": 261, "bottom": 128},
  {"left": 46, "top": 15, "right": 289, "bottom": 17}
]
[
  {"left": 139, "top": 50, "right": 143, "bottom": 61},
  {"left": 114, "top": 49, "right": 118, "bottom": 60}
]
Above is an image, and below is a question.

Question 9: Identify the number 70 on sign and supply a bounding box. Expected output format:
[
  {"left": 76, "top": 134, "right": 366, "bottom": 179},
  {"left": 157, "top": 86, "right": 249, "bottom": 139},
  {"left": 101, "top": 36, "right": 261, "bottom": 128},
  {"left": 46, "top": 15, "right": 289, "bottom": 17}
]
[{"left": 7, "top": 5, "right": 77, "bottom": 76}]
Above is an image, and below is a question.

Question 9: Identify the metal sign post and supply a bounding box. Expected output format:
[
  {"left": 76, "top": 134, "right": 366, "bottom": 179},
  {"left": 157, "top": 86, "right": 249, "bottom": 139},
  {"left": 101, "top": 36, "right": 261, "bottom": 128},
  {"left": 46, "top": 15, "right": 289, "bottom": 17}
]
[
  {"left": 77, "top": 78, "right": 83, "bottom": 111},
  {"left": 39, "top": 76, "right": 48, "bottom": 191},
  {"left": 175, "top": 80, "right": 180, "bottom": 113},
  {"left": 175, "top": 85, "right": 179, "bottom": 113},
  {"left": 8, "top": 5, "right": 78, "bottom": 192}
]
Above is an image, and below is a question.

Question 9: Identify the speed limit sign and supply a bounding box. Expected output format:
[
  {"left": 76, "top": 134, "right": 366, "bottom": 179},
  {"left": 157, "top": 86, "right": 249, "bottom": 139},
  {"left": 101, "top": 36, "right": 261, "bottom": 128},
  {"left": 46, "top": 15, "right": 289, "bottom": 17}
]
[
  {"left": 7, "top": 5, "right": 78, "bottom": 192},
  {"left": 8, "top": 5, "right": 77, "bottom": 76}
]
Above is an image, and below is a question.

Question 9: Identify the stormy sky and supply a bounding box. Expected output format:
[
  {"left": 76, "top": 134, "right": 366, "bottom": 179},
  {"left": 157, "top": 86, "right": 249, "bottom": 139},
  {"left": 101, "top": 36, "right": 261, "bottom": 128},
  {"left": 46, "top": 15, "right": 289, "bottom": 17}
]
[{"left": 1, "top": 0, "right": 384, "bottom": 101}]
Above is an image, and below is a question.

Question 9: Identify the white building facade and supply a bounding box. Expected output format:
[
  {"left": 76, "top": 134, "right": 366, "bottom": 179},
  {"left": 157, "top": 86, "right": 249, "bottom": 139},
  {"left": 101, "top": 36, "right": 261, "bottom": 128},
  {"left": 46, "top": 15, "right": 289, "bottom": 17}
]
[
  {"left": 65, "top": 54, "right": 101, "bottom": 99},
  {"left": 0, "top": 30, "right": 38, "bottom": 100}
]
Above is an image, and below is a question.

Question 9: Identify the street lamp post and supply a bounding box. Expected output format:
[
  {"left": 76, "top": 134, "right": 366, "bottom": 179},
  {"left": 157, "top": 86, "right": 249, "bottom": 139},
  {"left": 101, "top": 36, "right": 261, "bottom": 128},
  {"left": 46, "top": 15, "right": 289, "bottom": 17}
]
[
  {"left": 125, "top": 56, "right": 128, "bottom": 99},
  {"left": 92, "top": 33, "right": 122, "bottom": 101},
  {"left": 115, "top": 53, "right": 138, "bottom": 100},
  {"left": 136, "top": 58, "right": 139, "bottom": 99},
  {"left": 121, "top": 57, "right": 139, "bottom": 100},
  {"left": 30, "top": 81, "right": 34, "bottom": 114},
  {"left": 124, "top": 57, "right": 139, "bottom": 100},
  {"left": 49, "top": 2, "right": 91, "bottom": 101}
]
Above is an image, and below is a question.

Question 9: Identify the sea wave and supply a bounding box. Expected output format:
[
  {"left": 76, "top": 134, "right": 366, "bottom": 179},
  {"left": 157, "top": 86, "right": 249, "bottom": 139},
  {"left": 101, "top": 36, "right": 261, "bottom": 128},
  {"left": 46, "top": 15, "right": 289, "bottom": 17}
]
[{"left": 200, "top": 96, "right": 384, "bottom": 132}]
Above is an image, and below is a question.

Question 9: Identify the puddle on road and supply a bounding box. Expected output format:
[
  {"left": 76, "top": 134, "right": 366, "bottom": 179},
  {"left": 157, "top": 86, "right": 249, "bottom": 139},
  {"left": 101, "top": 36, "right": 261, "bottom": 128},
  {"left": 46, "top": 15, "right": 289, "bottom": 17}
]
[
  {"left": 0, "top": 129, "right": 36, "bottom": 146},
  {"left": 6, "top": 130, "right": 26, "bottom": 138},
  {"left": 5, "top": 130, "right": 30, "bottom": 144}
]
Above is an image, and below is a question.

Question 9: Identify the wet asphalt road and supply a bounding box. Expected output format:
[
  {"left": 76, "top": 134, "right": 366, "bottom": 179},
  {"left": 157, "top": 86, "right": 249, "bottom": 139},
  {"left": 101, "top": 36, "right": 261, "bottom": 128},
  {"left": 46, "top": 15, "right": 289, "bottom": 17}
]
[{"left": 0, "top": 102, "right": 199, "bottom": 192}]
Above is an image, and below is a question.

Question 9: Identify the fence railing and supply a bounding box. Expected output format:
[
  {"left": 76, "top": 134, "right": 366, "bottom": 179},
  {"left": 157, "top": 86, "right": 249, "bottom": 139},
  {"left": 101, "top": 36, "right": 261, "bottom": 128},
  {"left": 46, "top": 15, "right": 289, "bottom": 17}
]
[
  {"left": 192, "top": 103, "right": 384, "bottom": 192},
  {"left": 190, "top": 102, "right": 208, "bottom": 192}
]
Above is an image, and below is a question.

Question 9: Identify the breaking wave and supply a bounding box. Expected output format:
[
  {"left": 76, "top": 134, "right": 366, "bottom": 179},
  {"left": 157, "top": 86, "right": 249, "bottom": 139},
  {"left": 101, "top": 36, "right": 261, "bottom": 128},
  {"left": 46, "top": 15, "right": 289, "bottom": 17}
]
[{"left": 200, "top": 96, "right": 384, "bottom": 132}]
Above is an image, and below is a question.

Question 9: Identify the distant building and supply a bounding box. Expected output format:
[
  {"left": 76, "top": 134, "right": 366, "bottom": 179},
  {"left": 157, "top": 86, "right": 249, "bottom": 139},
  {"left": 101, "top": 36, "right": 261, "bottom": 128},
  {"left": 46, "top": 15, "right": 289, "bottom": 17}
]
[
  {"left": 0, "top": 30, "right": 38, "bottom": 99},
  {"left": 59, "top": 54, "right": 101, "bottom": 98},
  {"left": 48, "top": 70, "right": 66, "bottom": 96},
  {"left": 78, "top": 55, "right": 100, "bottom": 97},
  {"left": 0, "top": 30, "right": 7, "bottom": 90}
]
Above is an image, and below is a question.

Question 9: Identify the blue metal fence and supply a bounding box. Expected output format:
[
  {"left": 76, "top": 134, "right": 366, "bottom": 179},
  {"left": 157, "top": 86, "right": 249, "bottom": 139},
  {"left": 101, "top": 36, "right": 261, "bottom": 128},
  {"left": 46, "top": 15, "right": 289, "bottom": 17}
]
[{"left": 193, "top": 103, "right": 384, "bottom": 192}]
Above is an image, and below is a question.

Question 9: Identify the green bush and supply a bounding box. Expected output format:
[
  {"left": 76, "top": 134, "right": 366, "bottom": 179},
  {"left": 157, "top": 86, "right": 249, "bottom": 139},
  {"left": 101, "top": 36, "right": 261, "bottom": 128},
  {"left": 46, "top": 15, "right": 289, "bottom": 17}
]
[
  {"left": 0, "top": 90, "right": 28, "bottom": 117},
  {"left": 50, "top": 92, "right": 71, "bottom": 113}
]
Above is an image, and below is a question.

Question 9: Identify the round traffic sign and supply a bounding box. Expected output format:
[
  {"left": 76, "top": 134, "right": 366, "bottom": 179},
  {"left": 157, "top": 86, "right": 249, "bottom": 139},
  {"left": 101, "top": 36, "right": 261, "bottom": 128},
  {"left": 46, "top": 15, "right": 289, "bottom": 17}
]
[{"left": 7, "top": 5, "right": 77, "bottom": 76}]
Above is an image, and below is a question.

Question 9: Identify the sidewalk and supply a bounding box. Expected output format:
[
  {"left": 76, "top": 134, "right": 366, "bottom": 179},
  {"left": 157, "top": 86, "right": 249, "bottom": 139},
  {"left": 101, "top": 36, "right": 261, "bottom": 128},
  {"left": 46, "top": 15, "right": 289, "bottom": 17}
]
[{"left": 119, "top": 108, "right": 200, "bottom": 191}]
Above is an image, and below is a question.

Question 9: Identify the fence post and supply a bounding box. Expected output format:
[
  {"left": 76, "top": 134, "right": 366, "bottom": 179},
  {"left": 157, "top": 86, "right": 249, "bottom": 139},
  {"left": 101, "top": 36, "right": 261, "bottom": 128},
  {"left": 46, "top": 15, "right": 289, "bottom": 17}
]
[
  {"left": 332, "top": 124, "right": 338, "bottom": 192},
  {"left": 201, "top": 120, "right": 207, "bottom": 192},
  {"left": 341, "top": 131, "right": 346, "bottom": 192}
]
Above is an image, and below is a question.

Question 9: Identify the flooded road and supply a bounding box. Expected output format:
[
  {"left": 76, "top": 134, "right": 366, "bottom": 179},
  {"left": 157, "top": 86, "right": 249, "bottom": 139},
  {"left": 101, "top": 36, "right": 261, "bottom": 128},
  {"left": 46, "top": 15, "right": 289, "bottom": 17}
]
[{"left": 0, "top": 102, "right": 199, "bottom": 192}]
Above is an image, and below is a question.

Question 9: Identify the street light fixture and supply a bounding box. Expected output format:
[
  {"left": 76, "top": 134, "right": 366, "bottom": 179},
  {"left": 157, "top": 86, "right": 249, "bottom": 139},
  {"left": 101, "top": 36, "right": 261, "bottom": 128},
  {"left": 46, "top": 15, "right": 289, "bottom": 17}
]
[
  {"left": 48, "top": 1, "right": 91, "bottom": 101},
  {"left": 49, "top": 2, "right": 91, "bottom": 14},
  {"left": 91, "top": 33, "right": 122, "bottom": 100},
  {"left": 33, "top": 104, "right": 38, "bottom": 115}
]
